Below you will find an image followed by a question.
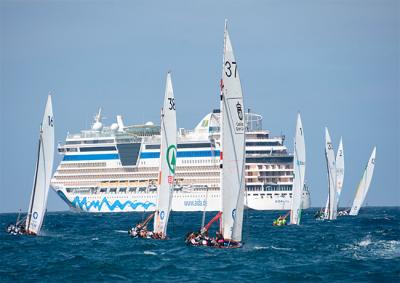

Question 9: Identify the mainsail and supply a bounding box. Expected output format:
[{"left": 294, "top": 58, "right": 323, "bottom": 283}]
[
  {"left": 349, "top": 147, "right": 376, "bottom": 216},
  {"left": 335, "top": 138, "right": 344, "bottom": 209},
  {"left": 153, "top": 72, "right": 177, "bottom": 236},
  {"left": 324, "top": 128, "right": 337, "bottom": 220},
  {"left": 26, "top": 95, "right": 55, "bottom": 235},
  {"left": 220, "top": 20, "right": 246, "bottom": 242},
  {"left": 290, "top": 114, "right": 306, "bottom": 225}
]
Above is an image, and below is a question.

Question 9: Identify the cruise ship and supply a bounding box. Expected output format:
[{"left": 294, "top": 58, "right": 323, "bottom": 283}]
[{"left": 51, "top": 109, "right": 311, "bottom": 212}]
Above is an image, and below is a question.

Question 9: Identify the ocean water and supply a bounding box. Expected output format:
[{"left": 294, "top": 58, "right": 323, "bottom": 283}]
[{"left": 1, "top": 207, "right": 399, "bottom": 282}]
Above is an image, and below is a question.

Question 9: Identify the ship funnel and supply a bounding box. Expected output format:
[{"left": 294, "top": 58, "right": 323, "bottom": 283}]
[{"left": 117, "top": 115, "right": 125, "bottom": 132}]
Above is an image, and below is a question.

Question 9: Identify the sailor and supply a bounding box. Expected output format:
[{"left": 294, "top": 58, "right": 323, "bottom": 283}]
[{"left": 215, "top": 232, "right": 225, "bottom": 247}]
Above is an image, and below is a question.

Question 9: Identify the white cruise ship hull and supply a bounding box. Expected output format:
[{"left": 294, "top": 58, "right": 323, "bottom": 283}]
[
  {"left": 52, "top": 110, "right": 312, "bottom": 213},
  {"left": 54, "top": 186, "right": 310, "bottom": 212}
]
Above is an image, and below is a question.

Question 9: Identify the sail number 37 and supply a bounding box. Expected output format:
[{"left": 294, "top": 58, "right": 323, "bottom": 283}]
[{"left": 225, "top": 61, "right": 237, "bottom": 78}]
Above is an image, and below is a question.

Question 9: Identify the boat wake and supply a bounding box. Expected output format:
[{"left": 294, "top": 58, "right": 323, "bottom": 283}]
[
  {"left": 253, "top": 245, "right": 294, "bottom": 251},
  {"left": 342, "top": 235, "right": 400, "bottom": 260}
]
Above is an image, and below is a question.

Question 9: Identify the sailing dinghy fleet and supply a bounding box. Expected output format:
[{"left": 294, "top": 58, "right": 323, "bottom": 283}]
[
  {"left": 315, "top": 129, "right": 377, "bottom": 220},
  {"left": 6, "top": 21, "right": 378, "bottom": 243}
]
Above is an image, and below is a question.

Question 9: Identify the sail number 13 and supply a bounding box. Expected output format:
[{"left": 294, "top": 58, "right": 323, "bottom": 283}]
[{"left": 225, "top": 61, "right": 237, "bottom": 78}]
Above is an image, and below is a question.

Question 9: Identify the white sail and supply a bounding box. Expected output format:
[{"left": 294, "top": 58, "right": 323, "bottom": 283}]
[
  {"left": 335, "top": 138, "right": 344, "bottom": 209},
  {"left": 290, "top": 114, "right": 306, "bottom": 225},
  {"left": 349, "top": 147, "right": 376, "bottom": 216},
  {"left": 26, "top": 95, "right": 54, "bottom": 235},
  {"left": 220, "top": 21, "right": 246, "bottom": 242},
  {"left": 324, "top": 128, "right": 337, "bottom": 220},
  {"left": 153, "top": 72, "right": 177, "bottom": 236}
]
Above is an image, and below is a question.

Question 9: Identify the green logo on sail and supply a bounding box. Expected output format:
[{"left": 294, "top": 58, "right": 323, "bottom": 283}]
[{"left": 166, "top": 145, "right": 177, "bottom": 174}]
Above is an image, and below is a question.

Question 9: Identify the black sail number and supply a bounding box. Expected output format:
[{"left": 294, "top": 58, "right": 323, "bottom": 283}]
[
  {"left": 168, "top": 98, "right": 176, "bottom": 110},
  {"left": 225, "top": 61, "right": 237, "bottom": 78},
  {"left": 48, "top": 115, "right": 54, "bottom": 127}
]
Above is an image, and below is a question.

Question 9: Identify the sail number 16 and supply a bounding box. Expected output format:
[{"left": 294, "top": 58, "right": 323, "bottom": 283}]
[{"left": 225, "top": 61, "right": 237, "bottom": 78}]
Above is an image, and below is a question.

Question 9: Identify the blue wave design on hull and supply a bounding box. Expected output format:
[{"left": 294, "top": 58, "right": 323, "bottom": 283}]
[{"left": 57, "top": 191, "right": 155, "bottom": 212}]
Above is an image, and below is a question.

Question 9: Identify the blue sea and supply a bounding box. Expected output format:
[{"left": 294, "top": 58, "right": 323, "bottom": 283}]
[{"left": 1, "top": 207, "right": 399, "bottom": 282}]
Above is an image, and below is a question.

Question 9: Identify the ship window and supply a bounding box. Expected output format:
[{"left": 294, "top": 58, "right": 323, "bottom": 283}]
[
  {"left": 80, "top": 146, "right": 116, "bottom": 152},
  {"left": 246, "top": 141, "right": 281, "bottom": 146},
  {"left": 146, "top": 144, "right": 160, "bottom": 149},
  {"left": 177, "top": 143, "right": 212, "bottom": 149},
  {"left": 119, "top": 187, "right": 127, "bottom": 193},
  {"left": 66, "top": 140, "right": 82, "bottom": 145},
  {"left": 83, "top": 139, "right": 114, "bottom": 144},
  {"left": 110, "top": 188, "right": 117, "bottom": 193},
  {"left": 100, "top": 188, "right": 107, "bottom": 193}
]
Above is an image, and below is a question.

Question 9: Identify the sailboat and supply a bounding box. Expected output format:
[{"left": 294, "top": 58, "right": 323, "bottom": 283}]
[
  {"left": 128, "top": 72, "right": 177, "bottom": 239},
  {"left": 272, "top": 114, "right": 305, "bottom": 226},
  {"left": 324, "top": 128, "right": 337, "bottom": 220},
  {"left": 349, "top": 147, "right": 376, "bottom": 216},
  {"left": 186, "top": 20, "right": 246, "bottom": 248},
  {"left": 289, "top": 114, "right": 306, "bottom": 225},
  {"left": 322, "top": 137, "right": 345, "bottom": 217},
  {"left": 6, "top": 95, "right": 55, "bottom": 236},
  {"left": 336, "top": 139, "right": 349, "bottom": 216}
]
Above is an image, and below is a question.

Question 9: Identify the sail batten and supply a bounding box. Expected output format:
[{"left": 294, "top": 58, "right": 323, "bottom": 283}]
[
  {"left": 220, "top": 22, "right": 246, "bottom": 242},
  {"left": 290, "top": 114, "right": 305, "bottom": 225},
  {"left": 349, "top": 147, "right": 376, "bottom": 216},
  {"left": 153, "top": 72, "right": 177, "bottom": 236},
  {"left": 25, "top": 95, "right": 54, "bottom": 235}
]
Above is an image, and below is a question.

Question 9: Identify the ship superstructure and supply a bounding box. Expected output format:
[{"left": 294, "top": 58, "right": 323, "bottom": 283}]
[{"left": 51, "top": 109, "right": 311, "bottom": 212}]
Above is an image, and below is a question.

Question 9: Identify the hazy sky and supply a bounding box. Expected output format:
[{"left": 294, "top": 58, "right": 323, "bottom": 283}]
[{"left": 1, "top": 0, "right": 399, "bottom": 213}]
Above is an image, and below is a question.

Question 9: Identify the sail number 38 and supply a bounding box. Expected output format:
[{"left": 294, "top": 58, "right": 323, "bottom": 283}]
[
  {"left": 225, "top": 61, "right": 237, "bottom": 78},
  {"left": 168, "top": 98, "right": 176, "bottom": 110}
]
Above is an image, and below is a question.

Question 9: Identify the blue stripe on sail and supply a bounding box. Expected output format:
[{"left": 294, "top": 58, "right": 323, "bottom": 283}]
[{"left": 62, "top": 150, "right": 221, "bottom": 161}]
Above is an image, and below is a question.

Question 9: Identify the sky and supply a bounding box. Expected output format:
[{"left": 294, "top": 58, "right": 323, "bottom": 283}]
[{"left": 0, "top": 0, "right": 399, "bottom": 213}]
